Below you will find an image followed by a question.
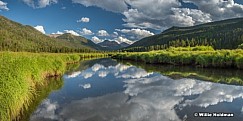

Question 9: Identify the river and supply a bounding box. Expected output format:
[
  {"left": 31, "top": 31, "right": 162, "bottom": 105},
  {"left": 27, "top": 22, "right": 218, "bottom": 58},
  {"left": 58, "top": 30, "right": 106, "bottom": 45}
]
[{"left": 27, "top": 58, "right": 243, "bottom": 121}]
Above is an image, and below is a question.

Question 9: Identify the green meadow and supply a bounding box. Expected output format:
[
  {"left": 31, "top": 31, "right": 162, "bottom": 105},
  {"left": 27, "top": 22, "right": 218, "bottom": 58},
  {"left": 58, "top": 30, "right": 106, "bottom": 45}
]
[
  {"left": 113, "top": 46, "right": 243, "bottom": 69},
  {"left": 0, "top": 52, "right": 107, "bottom": 121}
]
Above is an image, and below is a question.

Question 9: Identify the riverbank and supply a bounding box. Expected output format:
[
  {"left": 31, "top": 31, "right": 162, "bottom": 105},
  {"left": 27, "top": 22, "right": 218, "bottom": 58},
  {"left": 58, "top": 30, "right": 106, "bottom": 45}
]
[
  {"left": 0, "top": 52, "right": 108, "bottom": 121},
  {"left": 112, "top": 46, "right": 243, "bottom": 69},
  {"left": 117, "top": 59, "right": 243, "bottom": 85}
]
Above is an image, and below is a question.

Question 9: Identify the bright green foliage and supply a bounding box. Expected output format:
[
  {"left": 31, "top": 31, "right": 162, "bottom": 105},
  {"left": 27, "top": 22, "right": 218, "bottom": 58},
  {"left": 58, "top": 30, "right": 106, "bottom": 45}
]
[
  {"left": 113, "top": 46, "right": 243, "bottom": 69},
  {"left": 0, "top": 52, "right": 108, "bottom": 121}
]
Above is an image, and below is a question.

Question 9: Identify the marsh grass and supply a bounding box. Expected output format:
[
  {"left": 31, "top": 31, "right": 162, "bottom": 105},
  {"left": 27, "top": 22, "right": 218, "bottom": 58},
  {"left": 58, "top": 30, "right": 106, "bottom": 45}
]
[
  {"left": 0, "top": 52, "right": 108, "bottom": 121},
  {"left": 113, "top": 46, "right": 243, "bottom": 69}
]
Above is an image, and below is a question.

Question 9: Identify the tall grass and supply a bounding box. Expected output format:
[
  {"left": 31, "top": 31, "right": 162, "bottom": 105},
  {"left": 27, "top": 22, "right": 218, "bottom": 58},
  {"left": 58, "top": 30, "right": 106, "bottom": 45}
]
[
  {"left": 0, "top": 52, "right": 108, "bottom": 121},
  {"left": 112, "top": 46, "right": 243, "bottom": 69}
]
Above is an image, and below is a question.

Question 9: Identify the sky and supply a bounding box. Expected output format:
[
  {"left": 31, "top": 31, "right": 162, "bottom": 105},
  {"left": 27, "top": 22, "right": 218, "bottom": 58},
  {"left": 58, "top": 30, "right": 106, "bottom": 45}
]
[{"left": 1, "top": 0, "right": 243, "bottom": 44}]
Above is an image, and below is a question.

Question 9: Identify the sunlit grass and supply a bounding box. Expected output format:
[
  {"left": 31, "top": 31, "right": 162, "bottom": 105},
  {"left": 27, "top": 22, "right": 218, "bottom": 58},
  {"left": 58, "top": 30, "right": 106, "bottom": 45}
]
[
  {"left": 113, "top": 46, "right": 243, "bottom": 69},
  {"left": 0, "top": 52, "right": 108, "bottom": 121}
]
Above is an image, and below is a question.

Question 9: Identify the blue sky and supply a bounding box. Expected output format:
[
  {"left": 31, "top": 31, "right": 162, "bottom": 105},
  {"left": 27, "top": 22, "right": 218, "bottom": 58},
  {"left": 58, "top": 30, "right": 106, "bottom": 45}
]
[{"left": 1, "top": 0, "right": 243, "bottom": 44}]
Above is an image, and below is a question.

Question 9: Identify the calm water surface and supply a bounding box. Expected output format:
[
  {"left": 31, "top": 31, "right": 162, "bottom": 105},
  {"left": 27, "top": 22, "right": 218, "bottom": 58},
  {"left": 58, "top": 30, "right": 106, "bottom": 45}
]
[{"left": 29, "top": 58, "right": 243, "bottom": 121}]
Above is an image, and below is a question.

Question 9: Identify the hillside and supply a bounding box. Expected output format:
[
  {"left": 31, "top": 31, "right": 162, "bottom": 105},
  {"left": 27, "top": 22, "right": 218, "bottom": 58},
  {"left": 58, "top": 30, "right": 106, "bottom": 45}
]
[
  {"left": 98, "top": 40, "right": 129, "bottom": 50},
  {"left": 0, "top": 16, "right": 96, "bottom": 53},
  {"left": 125, "top": 18, "right": 243, "bottom": 51},
  {"left": 56, "top": 33, "right": 104, "bottom": 50}
]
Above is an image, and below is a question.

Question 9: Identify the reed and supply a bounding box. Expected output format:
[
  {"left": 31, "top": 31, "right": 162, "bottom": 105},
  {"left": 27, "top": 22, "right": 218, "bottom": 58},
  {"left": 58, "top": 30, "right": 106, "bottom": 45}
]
[{"left": 0, "top": 52, "right": 108, "bottom": 121}]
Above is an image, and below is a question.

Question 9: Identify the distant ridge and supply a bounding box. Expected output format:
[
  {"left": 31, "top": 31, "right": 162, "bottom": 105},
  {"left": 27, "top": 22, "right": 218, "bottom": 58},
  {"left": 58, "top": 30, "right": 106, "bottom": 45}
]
[{"left": 98, "top": 40, "right": 130, "bottom": 50}]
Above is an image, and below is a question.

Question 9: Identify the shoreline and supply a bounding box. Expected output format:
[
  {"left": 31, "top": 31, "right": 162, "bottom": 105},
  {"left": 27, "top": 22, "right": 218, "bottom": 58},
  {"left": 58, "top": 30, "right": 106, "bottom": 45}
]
[{"left": 0, "top": 52, "right": 108, "bottom": 121}]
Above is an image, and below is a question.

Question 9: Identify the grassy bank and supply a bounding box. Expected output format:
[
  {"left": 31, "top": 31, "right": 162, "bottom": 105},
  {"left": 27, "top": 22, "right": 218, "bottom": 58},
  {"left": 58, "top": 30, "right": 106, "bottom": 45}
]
[
  {"left": 118, "top": 60, "right": 243, "bottom": 85},
  {"left": 0, "top": 52, "right": 108, "bottom": 121},
  {"left": 113, "top": 46, "right": 243, "bottom": 69}
]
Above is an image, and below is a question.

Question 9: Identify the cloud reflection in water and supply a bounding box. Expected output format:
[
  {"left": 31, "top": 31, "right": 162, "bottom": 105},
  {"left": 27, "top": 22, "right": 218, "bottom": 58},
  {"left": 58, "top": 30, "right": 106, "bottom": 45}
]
[{"left": 31, "top": 62, "right": 243, "bottom": 121}]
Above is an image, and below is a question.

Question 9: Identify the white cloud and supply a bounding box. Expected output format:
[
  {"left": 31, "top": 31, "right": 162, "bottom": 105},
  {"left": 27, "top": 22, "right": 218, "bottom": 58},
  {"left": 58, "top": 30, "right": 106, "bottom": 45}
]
[
  {"left": 51, "top": 31, "right": 64, "bottom": 35},
  {"left": 113, "top": 32, "right": 118, "bottom": 36},
  {"left": 64, "top": 30, "right": 80, "bottom": 36},
  {"left": 22, "top": 0, "right": 35, "bottom": 8},
  {"left": 183, "top": 0, "right": 243, "bottom": 20},
  {"left": 66, "top": 71, "right": 82, "bottom": 78},
  {"left": 91, "top": 64, "right": 105, "bottom": 72},
  {"left": 116, "top": 28, "right": 154, "bottom": 40},
  {"left": 22, "top": 0, "right": 58, "bottom": 8},
  {"left": 72, "top": 0, "right": 128, "bottom": 13},
  {"left": 72, "top": 0, "right": 243, "bottom": 30},
  {"left": 77, "top": 17, "right": 90, "bottom": 23},
  {"left": 34, "top": 25, "right": 46, "bottom": 34},
  {"left": 0, "top": 1, "right": 9, "bottom": 11},
  {"left": 97, "top": 30, "right": 109, "bottom": 36},
  {"left": 168, "top": 8, "right": 212, "bottom": 27},
  {"left": 80, "top": 28, "right": 94, "bottom": 35},
  {"left": 91, "top": 36, "right": 103, "bottom": 43},
  {"left": 81, "top": 72, "right": 94, "bottom": 79},
  {"left": 98, "top": 70, "right": 109, "bottom": 78},
  {"left": 114, "top": 36, "right": 134, "bottom": 45},
  {"left": 30, "top": 99, "right": 59, "bottom": 120},
  {"left": 79, "top": 83, "right": 91, "bottom": 89},
  {"left": 38, "top": 0, "right": 58, "bottom": 8}
]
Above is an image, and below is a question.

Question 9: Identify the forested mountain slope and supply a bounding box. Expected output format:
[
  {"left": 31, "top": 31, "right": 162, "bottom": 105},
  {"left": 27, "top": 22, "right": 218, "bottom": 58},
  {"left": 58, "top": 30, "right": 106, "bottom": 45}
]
[
  {"left": 125, "top": 18, "right": 243, "bottom": 51},
  {"left": 0, "top": 16, "right": 96, "bottom": 52}
]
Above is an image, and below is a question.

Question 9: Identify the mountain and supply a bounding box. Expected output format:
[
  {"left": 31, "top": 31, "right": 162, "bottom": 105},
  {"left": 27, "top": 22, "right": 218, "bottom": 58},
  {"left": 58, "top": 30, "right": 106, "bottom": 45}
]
[
  {"left": 126, "top": 18, "right": 243, "bottom": 51},
  {"left": 120, "top": 42, "right": 130, "bottom": 48},
  {"left": 0, "top": 16, "right": 96, "bottom": 53},
  {"left": 56, "top": 33, "right": 104, "bottom": 50},
  {"left": 98, "top": 40, "right": 128, "bottom": 50}
]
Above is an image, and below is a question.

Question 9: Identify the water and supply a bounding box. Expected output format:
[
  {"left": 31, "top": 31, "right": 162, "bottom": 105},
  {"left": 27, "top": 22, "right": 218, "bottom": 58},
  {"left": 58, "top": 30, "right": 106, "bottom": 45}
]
[{"left": 29, "top": 58, "right": 243, "bottom": 121}]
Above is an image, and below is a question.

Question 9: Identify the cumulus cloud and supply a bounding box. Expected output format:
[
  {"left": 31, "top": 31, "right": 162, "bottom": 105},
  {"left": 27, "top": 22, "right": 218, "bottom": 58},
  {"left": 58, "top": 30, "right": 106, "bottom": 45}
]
[
  {"left": 22, "top": 0, "right": 58, "bottom": 8},
  {"left": 77, "top": 17, "right": 90, "bottom": 23},
  {"left": 64, "top": 30, "right": 80, "bottom": 36},
  {"left": 116, "top": 28, "right": 154, "bottom": 40},
  {"left": 0, "top": 1, "right": 9, "bottom": 11},
  {"left": 34, "top": 25, "right": 46, "bottom": 34},
  {"left": 30, "top": 99, "right": 59, "bottom": 120},
  {"left": 80, "top": 28, "right": 94, "bottom": 35},
  {"left": 91, "top": 36, "right": 103, "bottom": 43},
  {"left": 114, "top": 36, "right": 134, "bottom": 45},
  {"left": 183, "top": 0, "right": 243, "bottom": 20},
  {"left": 72, "top": 0, "right": 243, "bottom": 30},
  {"left": 66, "top": 71, "right": 82, "bottom": 78},
  {"left": 81, "top": 72, "right": 94, "bottom": 79},
  {"left": 51, "top": 31, "right": 63, "bottom": 35},
  {"left": 97, "top": 30, "right": 109, "bottom": 36},
  {"left": 79, "top": 83, "right": 91, "bottom": 89},
  {"left": 72, "top": 0, "right": 128, "bottom": 13},
  {"left": 91, "top": 64, "right": 105, "bottom": 72},
  {"left": 38, "top": 0, "right": 57, "bottom": 8}
]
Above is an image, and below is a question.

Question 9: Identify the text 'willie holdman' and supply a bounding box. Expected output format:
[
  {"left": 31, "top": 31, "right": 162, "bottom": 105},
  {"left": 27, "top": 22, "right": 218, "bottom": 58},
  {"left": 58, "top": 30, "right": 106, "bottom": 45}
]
[{"left": 194, "top": 112, "right": 234, "bottom": 117}]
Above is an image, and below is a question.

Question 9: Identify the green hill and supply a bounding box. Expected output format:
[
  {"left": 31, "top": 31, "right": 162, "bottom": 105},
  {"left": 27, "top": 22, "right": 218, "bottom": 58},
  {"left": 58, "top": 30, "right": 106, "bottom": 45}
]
[
  {"left": 0, "top": 16, "right": 97, "bottom": 53},
  {"left": 125, "top": 18, "right": 243, "bottom": 52},
  {"left": 56, "top": 33, "right": 104, "bottom": 50}
]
